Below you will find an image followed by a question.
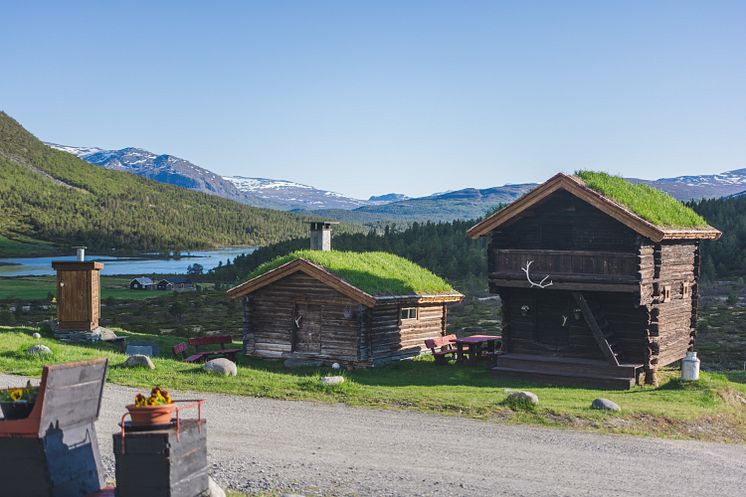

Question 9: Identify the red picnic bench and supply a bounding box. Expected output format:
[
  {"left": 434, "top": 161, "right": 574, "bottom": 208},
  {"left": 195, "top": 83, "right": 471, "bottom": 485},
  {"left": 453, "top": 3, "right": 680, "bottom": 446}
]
[
  {"left": 172, "top": 336, "right": 242, "bottom": 363},
  {"left": 424, "top": 334, "right": 470, "bottom": 365}
]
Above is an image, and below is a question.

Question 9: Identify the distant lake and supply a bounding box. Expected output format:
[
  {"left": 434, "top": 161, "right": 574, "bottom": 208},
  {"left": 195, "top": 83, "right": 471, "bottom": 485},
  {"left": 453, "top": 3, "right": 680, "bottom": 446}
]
[{"left": 0, "top": 247, "right": 256, "bottom": 277}]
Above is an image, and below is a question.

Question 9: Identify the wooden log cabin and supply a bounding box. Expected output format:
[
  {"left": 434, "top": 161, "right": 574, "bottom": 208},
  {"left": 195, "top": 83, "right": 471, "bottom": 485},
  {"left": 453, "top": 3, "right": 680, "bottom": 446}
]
[
  {"left": 467, "top": 172, "right": 721, "bottom": 389},
  {"left": 227, "top": 250, "right": 463, "bottom": 366}
]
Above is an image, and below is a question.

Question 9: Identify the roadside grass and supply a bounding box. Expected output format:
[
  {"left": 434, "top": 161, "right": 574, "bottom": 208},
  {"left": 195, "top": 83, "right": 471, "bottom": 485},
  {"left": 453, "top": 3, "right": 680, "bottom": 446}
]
[
  {"left": 1, "top": 326, "right": 745, "bottom": 443},
  {"left": 0, "top": 276, "right": 162, "bottom": 301}
]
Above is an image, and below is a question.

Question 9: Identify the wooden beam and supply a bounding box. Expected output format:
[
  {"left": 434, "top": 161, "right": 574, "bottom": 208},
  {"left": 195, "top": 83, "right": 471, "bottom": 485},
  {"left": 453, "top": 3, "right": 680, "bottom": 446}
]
[{"left": 572, "top": 292, "right": 620, "bottom": 366}]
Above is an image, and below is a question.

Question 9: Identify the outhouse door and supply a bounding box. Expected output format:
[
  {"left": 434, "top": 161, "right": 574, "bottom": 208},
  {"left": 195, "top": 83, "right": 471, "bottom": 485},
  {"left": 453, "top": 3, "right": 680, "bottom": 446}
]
[{"left": 293, "top": 302, "right": 322, "bottom": 353}]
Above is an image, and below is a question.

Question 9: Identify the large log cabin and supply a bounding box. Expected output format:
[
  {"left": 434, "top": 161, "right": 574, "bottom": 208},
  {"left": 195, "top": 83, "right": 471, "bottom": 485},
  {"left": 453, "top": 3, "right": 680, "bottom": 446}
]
[
  {"left": 227, "top": 249, "right": 463, "bottom": 366},
  {"left": 468, "top": 172, "right": 721, "bottom": 389}
]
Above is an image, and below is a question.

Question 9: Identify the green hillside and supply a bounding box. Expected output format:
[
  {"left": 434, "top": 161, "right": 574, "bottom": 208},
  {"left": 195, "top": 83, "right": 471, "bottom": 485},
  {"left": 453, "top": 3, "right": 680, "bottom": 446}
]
[{"left": 0, "top": 112, "right": 344, "bottom": 255}]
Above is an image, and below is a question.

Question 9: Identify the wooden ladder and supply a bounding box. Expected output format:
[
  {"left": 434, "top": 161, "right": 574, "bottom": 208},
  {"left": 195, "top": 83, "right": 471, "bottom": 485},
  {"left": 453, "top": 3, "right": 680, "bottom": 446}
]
[{"left": 572, "top": 292, "right": 620, "bottom": 366}]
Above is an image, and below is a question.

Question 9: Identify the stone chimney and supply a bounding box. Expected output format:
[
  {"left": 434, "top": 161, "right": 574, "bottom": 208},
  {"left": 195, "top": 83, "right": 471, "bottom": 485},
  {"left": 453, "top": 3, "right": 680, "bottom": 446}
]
[{"left": 309, "top": 222, "right": 339, "bottom": 251}]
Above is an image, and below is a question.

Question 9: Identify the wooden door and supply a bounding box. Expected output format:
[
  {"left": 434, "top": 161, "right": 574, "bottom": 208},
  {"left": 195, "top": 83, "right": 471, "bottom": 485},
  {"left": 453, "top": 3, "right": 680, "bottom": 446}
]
[
  {"left": 58, "top": 270, "right": 90, "bottom": 322},
  {"left": 293, "top": 303, "right": 322, "bottom": 353},
  {"left": 535, "top": 293, "right": 571, "bottom": 349}
]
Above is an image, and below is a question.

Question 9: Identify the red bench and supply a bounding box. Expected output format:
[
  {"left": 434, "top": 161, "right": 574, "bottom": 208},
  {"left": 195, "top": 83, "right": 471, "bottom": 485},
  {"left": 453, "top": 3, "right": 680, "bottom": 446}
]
[
  {"left": 172, "top": 336, "right": 242, "bottom": 363},
  {"left": 424, "top": 334, "right": 468, "bottom": 365}
]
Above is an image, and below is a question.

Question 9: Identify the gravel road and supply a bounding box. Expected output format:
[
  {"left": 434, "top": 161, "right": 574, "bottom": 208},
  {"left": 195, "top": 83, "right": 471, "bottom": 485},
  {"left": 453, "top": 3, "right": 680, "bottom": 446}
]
[{"left": 3, "top": 374, "right": 745, "bottom": 496}]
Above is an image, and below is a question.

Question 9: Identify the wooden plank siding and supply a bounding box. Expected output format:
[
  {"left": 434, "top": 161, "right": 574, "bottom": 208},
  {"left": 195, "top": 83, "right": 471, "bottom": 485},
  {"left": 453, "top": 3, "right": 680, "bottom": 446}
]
[
  {"left": 245, "top": 271, "right": 447, "bottom": 365},
  {"left": 368, "top": 303, "right": 445, "bottom": 365},
  {"left": 247, "top": 272, "right": 360, "bottom": 361}
]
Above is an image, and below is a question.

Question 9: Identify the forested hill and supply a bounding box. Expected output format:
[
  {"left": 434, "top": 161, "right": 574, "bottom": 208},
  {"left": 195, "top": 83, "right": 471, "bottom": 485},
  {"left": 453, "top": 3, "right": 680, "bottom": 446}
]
[
  {"left": 0, "top": 112, "right": 335, "bottom": 254},
  {"left": 690, "top": 195, "right": 746, "bottom": 280}
]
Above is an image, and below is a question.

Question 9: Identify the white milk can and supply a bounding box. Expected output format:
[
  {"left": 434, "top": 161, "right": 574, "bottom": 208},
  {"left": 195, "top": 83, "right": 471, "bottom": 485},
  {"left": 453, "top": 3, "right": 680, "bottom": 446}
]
[{"left": 681, "top": 351, "right": 700, "bottom": 381}]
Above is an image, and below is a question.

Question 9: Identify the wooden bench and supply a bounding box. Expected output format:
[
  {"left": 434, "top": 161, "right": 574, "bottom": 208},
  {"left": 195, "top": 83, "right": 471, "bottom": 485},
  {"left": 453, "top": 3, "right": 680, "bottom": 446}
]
[
  {"left": 424, "top": 334, "right": 468, "bottom": 365},
  {"left": 173, "top": 336, "right": 242, "bottom": 363}
]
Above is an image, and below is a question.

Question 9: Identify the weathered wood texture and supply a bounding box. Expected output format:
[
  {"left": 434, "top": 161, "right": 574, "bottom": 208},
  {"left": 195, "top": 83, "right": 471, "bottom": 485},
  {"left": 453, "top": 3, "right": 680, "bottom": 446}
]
[
  {"left": 367, "top": 303, "right": 445, "bottom": 365},
  {"left": 641, "top": 241, "right": 700, "bottom": 369},
  {"left": 478, "top": 179, "right": 711, "bottom": 388},
  {"left": 113, "top": 420, "right": 208, "bottom": 497},
  {"left": 247, "top": 272, "right": 359, "bottom": 361},
  {"left": 245, "top": 271, "right": 446, "bottom": 365},
  {"left": 0, "top": 359, "right": 108, "bottom": 497},
  {"left": 499, "top": 289, "right": 648, "bottom": 364},
  {"left": 54, "top": 263, "right": 102, "bottom": 331}
]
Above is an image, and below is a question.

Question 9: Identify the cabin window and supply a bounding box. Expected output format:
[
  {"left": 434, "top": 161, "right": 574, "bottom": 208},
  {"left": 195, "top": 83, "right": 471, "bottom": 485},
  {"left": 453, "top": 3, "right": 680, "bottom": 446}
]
[
  {"left": 400, "top": 307, "right": 418, "bottom": 320},
  {"left": 661, "top": 285, "right": 672, "bottom": 303},
  {"left": 682, "top": 281, "right": 691, "bottom": 299}
]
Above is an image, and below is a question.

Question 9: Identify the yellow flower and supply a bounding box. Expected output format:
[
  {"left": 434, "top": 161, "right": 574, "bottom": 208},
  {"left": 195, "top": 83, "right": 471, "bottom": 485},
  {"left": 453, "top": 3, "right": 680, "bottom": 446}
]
[{"left": 9, "top": 389, "right": 23, "bottom": 401}]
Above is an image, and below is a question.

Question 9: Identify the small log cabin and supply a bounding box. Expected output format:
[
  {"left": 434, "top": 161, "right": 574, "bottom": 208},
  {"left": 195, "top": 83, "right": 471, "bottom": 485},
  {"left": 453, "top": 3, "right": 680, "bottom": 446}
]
[
  {"left": 227, "top": 250, "right": 463, "bottom": 366},
  {"left": 468, "top": 172, "right": 721, "bottom": 389}
]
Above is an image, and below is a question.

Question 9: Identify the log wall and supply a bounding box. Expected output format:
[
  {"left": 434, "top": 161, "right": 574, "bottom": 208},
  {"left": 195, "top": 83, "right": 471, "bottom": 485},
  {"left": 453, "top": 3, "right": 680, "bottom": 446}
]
[
  {"left": 490, "top": 191, "right": 640, "bottom": 252},
  {"left": 246, "top": 272, "right": 360, "bottom": 361},
  {"left": 367, "top": 303, "right": 445, "bottom": 365},
  {"left": 640, "top": 241, "right": 699, "bottom": 370},
  {"left": 499, "top": 288, "right": 648, "bottom": 363}
]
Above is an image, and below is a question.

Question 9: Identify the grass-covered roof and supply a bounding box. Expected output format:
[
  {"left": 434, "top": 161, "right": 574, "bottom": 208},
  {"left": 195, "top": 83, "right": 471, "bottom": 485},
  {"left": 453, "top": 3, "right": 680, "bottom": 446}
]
[
  {"left": 575, "top": 171, "right": 710, "bottom": 229},
  {"left": 247, "top": 250, "right": 458, "bottom": 297}
]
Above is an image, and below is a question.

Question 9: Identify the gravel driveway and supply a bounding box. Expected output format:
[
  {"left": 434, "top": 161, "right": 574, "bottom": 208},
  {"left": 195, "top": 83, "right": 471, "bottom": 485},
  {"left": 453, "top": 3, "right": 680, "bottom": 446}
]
[{"left": 3, "top": 373, "right": 745, "bottom": 496}]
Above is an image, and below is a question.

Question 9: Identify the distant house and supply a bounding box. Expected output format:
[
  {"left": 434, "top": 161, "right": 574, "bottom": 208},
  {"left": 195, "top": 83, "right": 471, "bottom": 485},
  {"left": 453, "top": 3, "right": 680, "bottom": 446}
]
[
  {"left": 129, "top": 277, "right": 155, "bottom": 290},
  {"left": 157, "top": 278, "right": 195, "bottom": 291}
]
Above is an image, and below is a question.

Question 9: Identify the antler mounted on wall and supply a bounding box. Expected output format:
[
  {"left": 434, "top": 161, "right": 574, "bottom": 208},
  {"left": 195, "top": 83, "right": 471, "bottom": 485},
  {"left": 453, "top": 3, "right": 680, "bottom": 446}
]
[{"left": 521, "top": 260, "right": 553, "bottom": 289}]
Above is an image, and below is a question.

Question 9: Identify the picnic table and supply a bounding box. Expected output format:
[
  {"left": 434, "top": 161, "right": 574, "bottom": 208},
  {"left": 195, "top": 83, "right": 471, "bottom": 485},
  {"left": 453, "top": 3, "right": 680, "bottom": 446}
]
[{"left": 451, "top": 335, "right": 501, "bottom": 364}]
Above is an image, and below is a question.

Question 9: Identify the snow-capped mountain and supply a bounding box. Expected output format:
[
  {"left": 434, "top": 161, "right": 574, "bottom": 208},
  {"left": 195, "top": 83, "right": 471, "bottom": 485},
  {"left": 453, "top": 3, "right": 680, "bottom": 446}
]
[
  {"left": 45, "top": 142, "right": 389, "bottom": 210},
  {"left": 631, "top": 168, "right": 746, "bottom": 201},
  {"left": 224, "top": 176, "right": 376, "bottom": 210}
]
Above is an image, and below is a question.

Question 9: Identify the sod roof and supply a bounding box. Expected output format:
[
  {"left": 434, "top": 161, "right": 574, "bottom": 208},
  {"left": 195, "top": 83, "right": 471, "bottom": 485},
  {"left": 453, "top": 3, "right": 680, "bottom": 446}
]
[
  {"left": 229, "top": 250, "right": 460, "bottom": 302},
  {"left": 468, "top": 172, "right": 721, "bottom": 241},
  {"left": 575, "top": 171, "right": 709, "bottom": 229}
]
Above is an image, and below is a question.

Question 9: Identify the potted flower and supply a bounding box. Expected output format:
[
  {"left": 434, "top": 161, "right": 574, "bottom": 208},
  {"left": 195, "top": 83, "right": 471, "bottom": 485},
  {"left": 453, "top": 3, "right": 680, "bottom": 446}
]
[
  {"left": 126, "top": 386, "right": 175, "bottom": 427},
  {"left": 0, "top": 381, "right": 38, "bottom": 420}
]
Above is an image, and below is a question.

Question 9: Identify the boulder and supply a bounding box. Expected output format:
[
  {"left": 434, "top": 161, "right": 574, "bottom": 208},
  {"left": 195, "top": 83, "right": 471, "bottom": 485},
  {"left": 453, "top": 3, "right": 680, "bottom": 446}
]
[
  {"left": 284, "top": 358, "right": 323, "bottom": 368},
  {"left": 507, "top": 390, "right": 539, "bottom": 405},
  {"left": 320, "top": 375, "right": 345, "bottom": 386},
  {"left": 204, "top": 358, "right": 237, "bottom": 377},
  {"left": 123, "top": 354, "right": 156, "bottom": 370},
  {"left": 26, "top": 344, "right": 52, "bottom": 356},
  {"left": 208, "top": 477, "right": 226, "bottom": 497},
  {"left": 591, "top": 398, "right": 621, "bottom": 412},
  {"left": 32, "top": 332, "right": 42, "bottom": 339}
]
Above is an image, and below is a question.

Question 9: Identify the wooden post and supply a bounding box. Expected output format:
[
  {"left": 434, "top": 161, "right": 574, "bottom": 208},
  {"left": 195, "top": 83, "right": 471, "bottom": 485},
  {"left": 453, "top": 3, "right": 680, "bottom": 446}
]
[
  {"left": 644, "top": 366, "right": 658, "bottom": 386},
  {"left": 242, "top": 296, "right": 253, "bottom": 355}
]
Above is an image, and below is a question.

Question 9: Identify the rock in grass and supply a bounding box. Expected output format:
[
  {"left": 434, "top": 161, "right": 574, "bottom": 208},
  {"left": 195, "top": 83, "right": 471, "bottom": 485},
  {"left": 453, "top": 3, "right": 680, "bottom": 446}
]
[
  {"left": 204, "top": 358, "right": 237, "bottom": 377},
  {"left": 591, "top": 398, "right": 621, "bottom": 412},
  {"left": 26, "top": 344, "right": 52, "bottom": 356},
  {"left": 123, "top": 354, "right": 156, "bottom": 369},
  {"left": 320, "top": 375, "right": 345, "bottom": 386},
  {"left": 32, "top": 333, "right": 41, "bottom": 339},
  {"left": 208, "top": 476, "right": 226, "bottom": 497},
  {"left": 507, "top": 391, "right": 539, "bottom": 405}
]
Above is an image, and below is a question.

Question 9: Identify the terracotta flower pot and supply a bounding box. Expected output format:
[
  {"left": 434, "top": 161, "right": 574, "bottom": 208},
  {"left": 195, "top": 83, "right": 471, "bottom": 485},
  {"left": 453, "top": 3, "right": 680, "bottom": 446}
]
[{"left": 126, "top": 403, "right": 176, "bottom": 427}]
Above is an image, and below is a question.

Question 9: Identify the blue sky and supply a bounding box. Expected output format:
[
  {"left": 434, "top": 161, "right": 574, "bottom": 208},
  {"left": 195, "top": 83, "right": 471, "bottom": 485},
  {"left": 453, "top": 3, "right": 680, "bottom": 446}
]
[{"left": 2, "top": 1, "right": 744, "bottom": 198}]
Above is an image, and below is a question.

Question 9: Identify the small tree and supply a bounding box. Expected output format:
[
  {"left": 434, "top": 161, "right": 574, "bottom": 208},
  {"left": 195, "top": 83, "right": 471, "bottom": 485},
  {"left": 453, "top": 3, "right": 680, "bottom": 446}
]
[
  {"left": 187, "top": 263, "right": 204, "bottom": 276},
  {"left": 168, "top": 301, "right": 187, "bottom": 321}
]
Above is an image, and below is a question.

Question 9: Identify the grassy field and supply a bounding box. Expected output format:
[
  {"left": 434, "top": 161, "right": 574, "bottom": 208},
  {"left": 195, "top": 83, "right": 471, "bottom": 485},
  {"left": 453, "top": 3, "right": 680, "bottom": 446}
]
[
  {"left": 0, "top": 276, "right": 161, "bottom": 301},
  {"left": 1, "top": 326, "right": 745, "bottom": 443},
  {"left": 0, "top": 234, "right": 58, "bottom": 257}
]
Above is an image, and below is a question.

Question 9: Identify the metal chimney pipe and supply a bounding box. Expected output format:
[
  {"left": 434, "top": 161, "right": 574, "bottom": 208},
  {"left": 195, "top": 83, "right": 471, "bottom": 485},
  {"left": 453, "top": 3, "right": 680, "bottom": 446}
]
[{"left": 74, "top": 246, "right": 86, "bottom": 262}]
